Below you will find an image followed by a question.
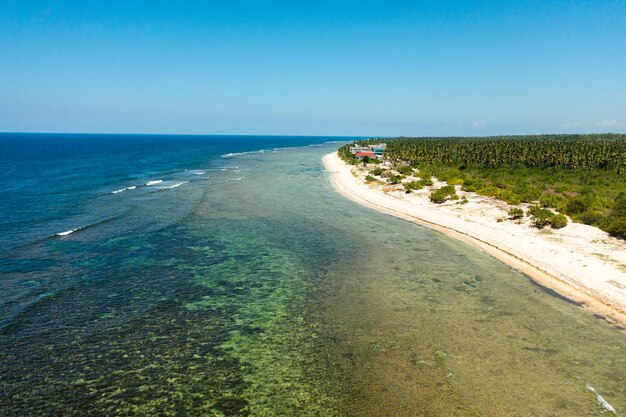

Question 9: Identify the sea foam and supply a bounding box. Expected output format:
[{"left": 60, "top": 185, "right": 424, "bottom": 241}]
[
  {"left": 55, "top": 229, "right": 79, "bottom": 236},
  {"left": 149, "top": 181, "right": 189, "bottom": 192},
  {"left": 111, "top": 186, "right": 137, "bottom": 194},
  {"left": 165, "top": 181, "right": 188, "bottom": 189},
  {"left": 221, "top": 149, "right": 270, "bottom": 158}
]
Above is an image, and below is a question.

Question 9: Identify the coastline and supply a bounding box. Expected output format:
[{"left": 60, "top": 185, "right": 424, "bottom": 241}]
[{"left": 323, "top": 151, "right": 626, "bottom": 327}]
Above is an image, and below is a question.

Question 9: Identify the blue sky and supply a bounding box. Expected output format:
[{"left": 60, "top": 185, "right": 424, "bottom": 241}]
[{"left": 1, "top": 0, "right": 625, "bottom": 136}]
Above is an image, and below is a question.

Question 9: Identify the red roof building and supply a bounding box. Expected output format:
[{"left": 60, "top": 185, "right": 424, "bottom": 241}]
[{"left": 355, "top": 151, "right": 377, "bottom": 158}]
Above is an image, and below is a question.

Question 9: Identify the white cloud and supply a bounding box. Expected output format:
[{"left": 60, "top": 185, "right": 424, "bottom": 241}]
[
  {"left": 595, "top": 119, "right": 624, "bottom": 127},
  {"left": 472, "top": 121, "right": 486, "bottom": 128}
]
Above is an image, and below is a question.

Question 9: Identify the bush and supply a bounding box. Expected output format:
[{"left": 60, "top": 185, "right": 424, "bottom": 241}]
[
  {"left": 606, "top": 218, "right": 626, "bottom": 239},
  {"left": 540, "top": 193, "right": 567, "bottom": 212},
  {"left": 417, "top": 166, "right": 433, "bottom": 177},
  {"left": 577, "top": 211, "right": 604, "bottom": 226},
  {"left": 508, "top": 207, "right": 524, "bottom": 220},
  {"left": 612, "top": 192, "right": 626, "bottom": 216},
  {"left": 551, "top": 214, "right": 568, "bottom": 229},
  {"left": 513, "top": 185, "right": 542, "bottom": 203},
  {"left": 499, "top": 190, "right": 521, "bottom": 205},
  {"left": 398, "top": 166, "right": 413, "bottom": 176},
  {"left": 566, "top": 193, "right": 612, "bottom": 215},
  {"left": 462, "top": 178, "right": 485, "bottom": 192},
  {"left": 430, "top": 185, "right": 457, "bottom": 203},
  {"left": 528, "top": 205, "right": 568, "bottom": 229},
  {"left": 371, "top": 168, "right": 384, "bottom": 176},
  {"left": 404, "top": 178, "right": 433, "bottom": 190},
  {"left": 388, "top": 175, "right": 404, "bottom": 185},
  {"left": 528, "top": 205, "right": 554, "bottom": 228},
  {"left": 447, "top": 178, "right": 464, "bottom": 186},
  {"left": 365, "top": 175, "right": 376, "bottom": 182},
  {"left": 476, "top": 186, "right": 500, "bottom": 198}
]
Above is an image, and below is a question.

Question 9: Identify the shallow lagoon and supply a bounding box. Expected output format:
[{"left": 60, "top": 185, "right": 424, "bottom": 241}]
[{"left": 0, "top": 140, "right": 624, "bottom": 416}]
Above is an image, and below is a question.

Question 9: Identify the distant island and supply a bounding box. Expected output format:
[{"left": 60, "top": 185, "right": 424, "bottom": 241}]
[{"left": 324, "top": 134, "right": 626, "bottom": 325}]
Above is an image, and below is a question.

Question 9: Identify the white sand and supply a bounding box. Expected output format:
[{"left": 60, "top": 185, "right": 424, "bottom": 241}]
[{"left": 324, "top": 151, "right": 626, "bottom": 326}]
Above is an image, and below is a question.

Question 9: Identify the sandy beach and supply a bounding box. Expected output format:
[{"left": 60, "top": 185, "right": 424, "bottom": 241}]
[{"left": 324, "top": 151, "right": 626, "bottom": 326}]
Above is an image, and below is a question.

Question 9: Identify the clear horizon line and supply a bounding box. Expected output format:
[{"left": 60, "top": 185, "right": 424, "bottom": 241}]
[{"left": 1, "top": 130, "right": 624, "bottom": 138}]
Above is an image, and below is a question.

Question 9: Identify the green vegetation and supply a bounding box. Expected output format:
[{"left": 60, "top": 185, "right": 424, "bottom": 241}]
[
  {"left": 387, "top": 175, "right": 404, "bottom": 185},
  {"left": 430, "top": 185, "right": 458, "bottom": 203},
  {"left": 339, "top": 134, "right": 626, "bottom": 239},
  {"left": 397, "top": 166, "right": 414, "bottom": 176},
  {"left": 403, "top": 178, "right": 433, "bottom": 191},
  {"left": 528, "top": 205, "right": 568, "bottom": 229},
  {"left": 507, "top": 207, "right": 524, "bottom": 220}
]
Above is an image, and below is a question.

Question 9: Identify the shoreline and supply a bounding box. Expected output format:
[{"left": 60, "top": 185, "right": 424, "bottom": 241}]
[{"left": 323, "top": 151, "right": 626, "bottom": 327}]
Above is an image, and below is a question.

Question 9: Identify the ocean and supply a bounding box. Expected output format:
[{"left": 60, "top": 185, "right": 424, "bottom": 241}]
[{"left": 0, "top": 133, "right": 624, "bottom": 416}]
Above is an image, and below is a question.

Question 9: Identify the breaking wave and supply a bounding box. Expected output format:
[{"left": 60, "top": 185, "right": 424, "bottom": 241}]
[
  {"left": 221, "top": 149, "right": 271, "bottom": 158},
  {"left": 111, "top": 186, "right": 137, "bottom": 194}
]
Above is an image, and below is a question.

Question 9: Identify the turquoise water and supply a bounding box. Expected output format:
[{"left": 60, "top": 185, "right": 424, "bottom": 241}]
[{"left": 0, "top": 135, "right": 625, "bottom": 416}]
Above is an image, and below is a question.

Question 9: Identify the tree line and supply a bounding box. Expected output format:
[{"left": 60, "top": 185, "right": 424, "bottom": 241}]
[{"left": 341, "top": 134, "right": 626, "bottom": 172}]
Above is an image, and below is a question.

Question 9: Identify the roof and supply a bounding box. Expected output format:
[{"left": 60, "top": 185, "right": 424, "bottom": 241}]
[{"left": 355, "top": 151, "right": 377, "bottom": 157}]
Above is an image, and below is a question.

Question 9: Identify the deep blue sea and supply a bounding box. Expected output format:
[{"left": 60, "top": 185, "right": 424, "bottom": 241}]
[
  {"left": 0, "top": 133, "right": 624, "bottom": 417},
  {"left": 0, "top": 134, "right": 337, "bottom": 253}
]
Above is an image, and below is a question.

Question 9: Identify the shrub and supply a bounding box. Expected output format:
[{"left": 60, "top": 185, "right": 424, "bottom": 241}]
[
  {"left": 365, "top": 175, "right": 376, "bottom": 182},
  {"left": 476, "top": 186, "right": 500, "bottom": 198},
  {"left": 371, "top": 168, "right": 384, "bottom": 176},
  {"left": 447, "top": 178, "right": 464, "bottom": 186},
  {"left": 430, "top": 185, "right": 457, "bottom": 203},
  {"left": 398, "top": 166, "right": 413, "bottom": 176},
  {"left": 577, "top": 211, "right": 604, "bottom": 226},
  {"left": 566, "top": 193, "right": 612, "bottom": 215},
  {"left": 404, "top": 178, "right": 433, "bottom": 190},
  {"left": 540, "top": 193, "right": 567, "bottom": 212},
  {"left": 606, "top": 218, "right": 626, "bottom": 239},
  {"left": 528, "top": 205, "right": 555, "bottom": 228},
  {"left": 513, "top": 185, "right": 542, "bottom": 203},
  {"left": 388, "top": 175, "right": 404, "bottom": 185},
  {"left": 528, "top": 205, "right": 568, "bottom": 229},
  {"left": 403, "top": 181, "right": 421, "bottom": 190},
  {"left": 499, "top": 190, "right": 521, "bottom": 205},
  {"left": 612, "top": 192, "right": 626, "bottom": 216},
  {"left": 551, "top": 214, "right": 568, "bottom": 229},
  {"left": 493, "top": 179, "right": 508, "bottom": 189},
  {"left": 508, "top": 207, "right": 524, "bottom": 220},
  {"left": 462, "top": 178, "right": 485, "bottom": 192}
]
